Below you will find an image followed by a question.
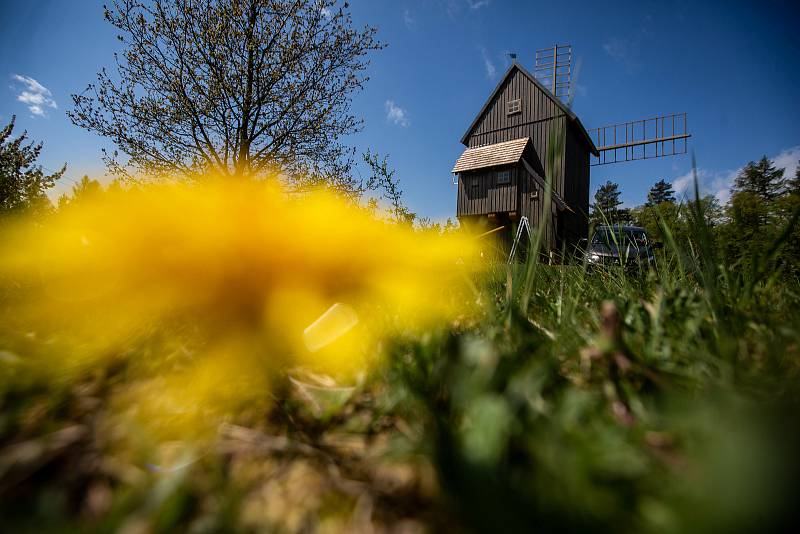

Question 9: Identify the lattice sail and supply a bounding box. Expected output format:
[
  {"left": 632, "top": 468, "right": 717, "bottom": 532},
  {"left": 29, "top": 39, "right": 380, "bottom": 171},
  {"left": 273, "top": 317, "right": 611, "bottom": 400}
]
[
  {"left": 589, "top": 113, "right": 691, "bottom": 166},
  {"left": 534, "top": 44, "right": 572, "bottom": 100}
]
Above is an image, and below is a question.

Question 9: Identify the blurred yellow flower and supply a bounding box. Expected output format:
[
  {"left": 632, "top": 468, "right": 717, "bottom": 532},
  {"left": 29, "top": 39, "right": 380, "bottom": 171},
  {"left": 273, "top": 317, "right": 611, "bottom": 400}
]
[{"left": 0, "top": 178, "right": 480, "bottom": 443}]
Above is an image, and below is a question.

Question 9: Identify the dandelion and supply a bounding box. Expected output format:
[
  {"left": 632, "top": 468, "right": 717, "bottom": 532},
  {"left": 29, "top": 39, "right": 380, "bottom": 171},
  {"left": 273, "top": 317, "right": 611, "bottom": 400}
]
[{"left": 0, "top": 178, "right": 480, "bottom": 445}]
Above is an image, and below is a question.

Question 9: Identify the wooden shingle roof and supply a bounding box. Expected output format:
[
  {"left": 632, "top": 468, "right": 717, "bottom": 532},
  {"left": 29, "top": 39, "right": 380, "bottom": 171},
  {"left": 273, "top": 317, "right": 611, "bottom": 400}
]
[{"left": 451, "top": 137, "right": 530, "bottom": 174}]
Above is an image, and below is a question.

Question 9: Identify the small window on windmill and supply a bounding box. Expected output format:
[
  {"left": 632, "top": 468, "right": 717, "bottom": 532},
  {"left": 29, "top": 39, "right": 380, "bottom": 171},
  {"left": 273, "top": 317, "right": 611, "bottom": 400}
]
[
  {"left": 496, "top": 169, "right": 510, "bottom": 185},
  {"left": 506, "top": 99, "right": 521, "bottom": 115},
  {"left": 470, "top": 176, "right": 480, "bottom": 191}
]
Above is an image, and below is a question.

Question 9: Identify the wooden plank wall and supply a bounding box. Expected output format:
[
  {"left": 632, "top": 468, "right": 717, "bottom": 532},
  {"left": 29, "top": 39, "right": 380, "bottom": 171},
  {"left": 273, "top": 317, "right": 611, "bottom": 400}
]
[
  {"left": 563, "top": 126, "right": 591, "bottom": 246},
  {"left": 456, "top": 167, "right": 517, "bottom": 216},
  {"left": 458, "top": 66, "right": 596, "bottom": 252},
  {"left": 466, "top": 69, "right": 567, "bottom": 205},
  {"left": 517, "top": 164, "right": 556, "bottom": 251}
]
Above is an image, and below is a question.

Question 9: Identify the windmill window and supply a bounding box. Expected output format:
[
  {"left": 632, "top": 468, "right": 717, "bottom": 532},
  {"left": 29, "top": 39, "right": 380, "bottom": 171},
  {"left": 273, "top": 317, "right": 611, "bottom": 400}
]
[
  {"left": 496, "top": 170, "right": 510, "bottom": 185},
  {"left": 506, "top": 99, "right": 521, "bottom": 115}
]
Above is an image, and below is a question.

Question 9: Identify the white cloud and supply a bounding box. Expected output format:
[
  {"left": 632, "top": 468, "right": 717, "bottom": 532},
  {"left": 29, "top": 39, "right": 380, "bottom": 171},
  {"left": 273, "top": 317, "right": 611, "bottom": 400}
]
[
  {"left": 671, "top": 145, "right": 800, "bottom": 205},
  {"left": 320, "top": 7, "right": 332, "bottom": 19},
  {"left": 773, "top": 145, "right": 800, "bottom": 180},
  {"left": 602, "top": 16, "right": 653, "bottom": 73},
  {"left": 602, "top": 38, "right": 629, "bottom": 59},
  {"left": 442, "top": 0, "right": 490, "bottom": 18},
  {"left": 671, "top": 169, "right": 696, "bottom": 198},
  {"left": 672, "top": 167, "right": 737, "bottom": 205},
  {"left": 480, "top": 47, "right": 496, "bottom": 79},
  {"left": 442, "top": 0, "right": 460, "bottom": 18},
  {"left": 403, "top": 8, "right": 415, "bottom": 28},
  {"left": 385, "top": 100, "right": 409, "bottom": 127},
  {"left": 11, "top": 74, "right": 57, "bottom": 117}
]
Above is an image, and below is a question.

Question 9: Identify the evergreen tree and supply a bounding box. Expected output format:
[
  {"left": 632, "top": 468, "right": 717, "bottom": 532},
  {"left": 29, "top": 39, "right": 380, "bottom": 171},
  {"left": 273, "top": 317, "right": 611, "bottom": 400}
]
[
  {"left": 777, "top": 163, "right": 800, "bottom": 274},
  {"left": 721, "top": 191, "right": 771, "bottom": 263},
  {"left": 0, "top": 115, "right": 65, "bottom": 216},
  {"left": 732, "top": 156, "right": 786, "bottom": 202},
  {"left": 787, "top": 161, "right": 800, "bottom": 195},
  {"left": 591, "top": 181, "right": 624, "bottom": 224},
  {"left": 645, "top": 179, "right": 676, "bottom": 206},
  {"left": 57, "top": 175, "right": 103, "bottom": 209},
  {"left": 697, "top": 195, "right": 724, "bottom": 227},
  {"left": 632, "top": 201, "right": 678, "bottom": 242}
]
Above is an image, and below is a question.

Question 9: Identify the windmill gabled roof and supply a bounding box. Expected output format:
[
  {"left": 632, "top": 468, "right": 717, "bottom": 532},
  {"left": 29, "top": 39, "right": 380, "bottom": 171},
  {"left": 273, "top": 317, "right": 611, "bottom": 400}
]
[
  {"left": 451, "top": 137, "right": 570, "bottom": 212},
  {"left": 451, "top": 137, "right": 530, "bottom": 173},
  {"left": 459, "top": 62, "right": 599, "bottom": 156}
]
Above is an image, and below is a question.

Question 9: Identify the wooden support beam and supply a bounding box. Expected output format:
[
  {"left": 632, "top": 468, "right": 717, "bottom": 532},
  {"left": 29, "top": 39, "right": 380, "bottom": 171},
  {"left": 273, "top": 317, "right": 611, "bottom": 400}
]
[
  {"left": 520, "top": 158, "right": 572, "bottom": 213},
  {"left": 596, "top": 133, "right": 691, "bottom": 152},
  {"left": 476, "top": 225, "right": 506, "bottom": 239}
]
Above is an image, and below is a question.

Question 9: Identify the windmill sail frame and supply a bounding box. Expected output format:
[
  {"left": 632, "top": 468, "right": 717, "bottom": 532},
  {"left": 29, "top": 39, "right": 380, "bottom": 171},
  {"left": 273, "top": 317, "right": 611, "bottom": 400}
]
[
  {"left": 534, "top": 44, "right": 572, "bottom": 100},
  {"left": 589, "top": 113, "right": 691, "bottom": 166}
]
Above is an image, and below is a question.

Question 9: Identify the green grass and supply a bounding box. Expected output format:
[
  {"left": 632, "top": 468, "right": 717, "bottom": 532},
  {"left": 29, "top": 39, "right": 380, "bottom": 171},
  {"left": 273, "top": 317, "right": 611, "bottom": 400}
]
[
  {"left": 2, "top": 190, "right": 800, "bottom": 532},
  {"left": 383, "top": 183, "right": 800, "bottom": 532}
]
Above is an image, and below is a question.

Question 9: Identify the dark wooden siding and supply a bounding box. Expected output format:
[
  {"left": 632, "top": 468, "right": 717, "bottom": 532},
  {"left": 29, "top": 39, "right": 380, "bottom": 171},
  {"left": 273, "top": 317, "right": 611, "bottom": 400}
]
[
  {"left": 469, "top": 70, "right": 563, "bottom": 140},
  {"left": 457, "top": 66, "right": 590, "bottom": 253},
  {"left": 465, "top": 69, "right": 567, "bottom": 204},
  {"left": 563, "top": 126, "right": 591, "bottom": 245},
  {"left": 517, "top": 163, "right": 557, "bottom": 251},
  {"left": 456, "top": 166, "right": 517, "bottom": 216}
]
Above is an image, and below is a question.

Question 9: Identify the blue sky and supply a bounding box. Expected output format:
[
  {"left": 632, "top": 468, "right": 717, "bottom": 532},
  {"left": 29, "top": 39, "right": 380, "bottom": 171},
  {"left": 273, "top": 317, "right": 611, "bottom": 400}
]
[{"left": 1, "top": 0, "right": 799, "bottom": 220}]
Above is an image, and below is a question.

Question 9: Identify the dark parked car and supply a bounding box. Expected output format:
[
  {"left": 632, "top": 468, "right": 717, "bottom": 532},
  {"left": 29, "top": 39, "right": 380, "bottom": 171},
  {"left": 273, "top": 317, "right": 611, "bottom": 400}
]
[{"left": 580, "top": 225, "right": 662, "bottom": 268}]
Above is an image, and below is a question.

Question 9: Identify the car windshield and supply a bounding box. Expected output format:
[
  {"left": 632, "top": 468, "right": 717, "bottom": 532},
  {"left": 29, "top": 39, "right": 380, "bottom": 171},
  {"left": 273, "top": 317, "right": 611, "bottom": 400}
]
[{"left": 592, "top": 228, "right": 648, "bottom": 248}]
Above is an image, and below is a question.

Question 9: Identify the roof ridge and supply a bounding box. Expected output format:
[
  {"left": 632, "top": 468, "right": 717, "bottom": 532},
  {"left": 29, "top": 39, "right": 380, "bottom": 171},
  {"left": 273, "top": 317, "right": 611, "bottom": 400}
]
[{"left": 458, "top": 62, "right": 598, "bottom": 155}]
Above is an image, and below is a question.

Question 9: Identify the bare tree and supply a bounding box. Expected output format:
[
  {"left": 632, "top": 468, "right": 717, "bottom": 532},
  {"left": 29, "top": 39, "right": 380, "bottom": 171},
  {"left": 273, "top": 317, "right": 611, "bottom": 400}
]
[
  {"left": 69, "top": 0, "right": 382, "bottom": 190},
  {"left": 363, "top": 150, "right": 415, "bottom": 225}
]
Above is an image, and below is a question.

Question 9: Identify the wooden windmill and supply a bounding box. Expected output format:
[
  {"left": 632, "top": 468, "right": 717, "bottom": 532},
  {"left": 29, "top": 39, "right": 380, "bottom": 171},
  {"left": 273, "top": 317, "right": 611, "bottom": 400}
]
[{"left": 450, "top": 44, "right": 691, "bottom": 254}]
